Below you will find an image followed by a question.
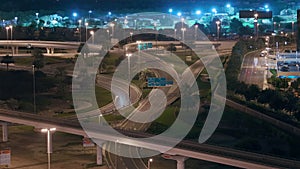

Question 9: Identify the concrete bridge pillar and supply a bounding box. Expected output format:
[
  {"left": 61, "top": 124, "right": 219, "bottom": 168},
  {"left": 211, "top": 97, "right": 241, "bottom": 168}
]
[
  {"left": 11, "top": 46, "right": 19, "bottom": 55},
  {"left": 46, "top": 48, "right": 50, "bottom": 54},
  {"left": 96, "top": 144, "right": 103, "bottom": 165},
  {"left": 1, "top": 122, "right": 8, "bottom": 142},
  {"left": 51, "top": 48, "right": 54, "bottom": 54},
  {"left": 162, "top": 154, "right": 187, "bottom": 169},
  {"left": 15, "top": 46, "right": 19, "bottom": 54}
]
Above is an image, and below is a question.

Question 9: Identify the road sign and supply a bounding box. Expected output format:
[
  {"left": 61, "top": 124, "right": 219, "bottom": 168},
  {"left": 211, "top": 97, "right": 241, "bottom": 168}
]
[
  {"left": 147, "top": 77, "right": 173, "bottom": 87},
  {"left": 0, "top": 149, "right": 11, "bottom": 166},
  {"left": 138, "top": 42, "right": 153, "bottom": 50}
]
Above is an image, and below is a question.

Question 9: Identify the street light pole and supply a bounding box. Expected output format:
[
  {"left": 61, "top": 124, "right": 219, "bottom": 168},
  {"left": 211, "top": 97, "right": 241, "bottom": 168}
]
[
  {"left": 9, "top": 25, "right": 13, "bottom": 40},
  {"left": 254, "top": 13, "right": 259, "bottom": 39},
  {"left": 216, "top": 21, "right": 221, "bottom": 41},
  {"left": 5, "top": 26, "right": 9, "bottom": 51},
  {"left": 90, "top": 31, "right": 94, "bottom": 44},
  {"left": 85, "top": 22, "right": 88, "bottom": 42},
  {"left": 110, "top": 23, "right": 115, "bottom": 38},
  {"left": 32, "top": 65, "right": 36, "bottom": 114},
  {"left": 147, "top": 158, "right": 153, "bottom": 169},
  {"left": 181, "top": 28, "right": 186, "bottom": 41},
  {"left": 115, "top": 140, "right": 119, "bottom": 169},
  {"left": 126, "top": 53, "right": 132, "bottom": 102},
  {"left": 78, "top": 20, "right": 82, "bottom": 42},
  {"left": 41, "top": 128, "right": 56, "bottom": 169},
  {"left": 194, "top": 25, "right": 198, "bottom": 41},
  {"left": 174, "top": 29, "right": 177, "bottom": 39},
  {"left": 130, "top": 32, "right": 133, "bottom": 42}
]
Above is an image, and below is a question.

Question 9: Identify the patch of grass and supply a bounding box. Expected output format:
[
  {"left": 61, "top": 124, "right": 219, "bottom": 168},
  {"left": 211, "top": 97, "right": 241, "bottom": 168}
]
[
  {"left": 103, "top": 113, "right": 125, "bottom": 122},
  {"left": 95, "top": 86, "right": 112, "bottom": 107},
  {"left": 154, "top": 106, "right": 177, "bottom": 126},
  {"left": 14, "top": 56, "right": 66, "bottom": 66},
  {"left": 14, "top": 57, "right": 33, "bottom": 66}
]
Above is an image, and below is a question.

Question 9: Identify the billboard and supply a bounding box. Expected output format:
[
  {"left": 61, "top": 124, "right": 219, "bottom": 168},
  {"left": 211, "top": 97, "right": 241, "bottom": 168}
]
[
  {"left": 239, "top": 10, "right": 272, "bottom": 19},
  {"left": 147, "top": 77, "right": 173, "bottom": 87}
]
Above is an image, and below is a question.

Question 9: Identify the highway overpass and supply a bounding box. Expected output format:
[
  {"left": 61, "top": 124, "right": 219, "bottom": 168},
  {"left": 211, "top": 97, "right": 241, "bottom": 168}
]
[
  {"left": 0, "top": 40, "right": 80, "bottom": 54},
  {"left": 1, "top": 109, "right": 300, "bottom": 169}
]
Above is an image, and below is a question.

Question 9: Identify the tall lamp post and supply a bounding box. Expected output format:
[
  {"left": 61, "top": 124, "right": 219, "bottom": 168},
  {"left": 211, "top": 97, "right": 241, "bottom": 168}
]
[
  {"left": 115, "top": 140, "right": 119, "bottom": 169},
  {"left": 292, "top": 21, "right": 294, "bottom": 35},
  {"left": 88, "top": 10, "right": 92, "bottom": 19},
  {"left": 32, "top": 65, "right": 36, "bottom": 114},
  {"left": 110, "top": 23, "right": 115, "bottom": 38},
  {"left": 5, "top": 26, "right": 9, "bottom": 51},
  {"left": 41, "top": 128, "right": 56, "bottom": 169},
  {"left": 85, "top": 22, "right": 88, "bottom": 42},
  {"left": 90, "top": 31, "right": 94, "bottom": 44},
  {"left": 174, "top": 29, "right": 177, "bottom": 39},
  {"left": 181, "top": 28, "right": 186, "bottom": 41},
  {"left": 194, "top": 24, "right": 198, "bottom": 41},
  {"left": 130, "top": 32, "right": 133, "bottom": 42},
  {"left": 78, "top": 19, "right": 82, "bottom": 42},
  {"left": 254, "top": 13, "right": 259, "bottom": 39},
  {"left": 9, "top": 25, "right": 13, "bottom": 40},
  {"left": 126, "top": 53, "right": 132, "bottom": 102},
  {"left": 147, "top": 158, "right": 153, "bottom": 169},
  {"left": 181, "top": 18, "right": 184, "bottom": 30},
  {"left": 216, "top": 21, "right": 221, "bottom": 41}
]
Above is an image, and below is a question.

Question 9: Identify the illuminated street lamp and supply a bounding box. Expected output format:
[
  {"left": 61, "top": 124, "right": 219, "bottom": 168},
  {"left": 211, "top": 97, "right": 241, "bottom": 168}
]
[
  {"left": 126, "top": 52, "right": 132, "bottom": 100},
  {"left": 5, "top": 26, "right": 9, "bottom": 41},
  {"left": 78, "top": 20, "right": 82, "bottom": 42},
  {"left": 168, "top": 8, "right": 173, "bottom": 13},
  {"left": 196, "top": 10, "right": 201, "bottom": 15},
  {"left": 9, "top": 25, "right": 13, "bottom": 40},
  {"left": 88, "top": 10, "right": 92, "bottom": 19},
  {"left": 174, "top": 29, "right": 177, "bottom": 39},
  {"left": 216, "top": 20, "right": 221, "bottom": 40},
  {"left": 181, "top": 27, "right": 186, "bottom": 41},
  {"left": 212, "top": 8, "right": 217, "bottom": 15},
  {"left": 90, "top": 31, "right": 94, "bottom": 44},
  {"left": 72, "top": 12, "right": 78, "bottom": 23},
  {"left": 147, "top": 158, "right": 153, "bottom": 169},
  {"left": 177, "top": 12, "right": 182, "bottom": 17},
  {"left": 98, "top": 114, "right": 103, "bottom": 125},
  {"left": 181, "top": 18, "right": 184, "bottom": 30},
  {"left": 124, "top": 19, "right": 128, "bottom": 28},
  {"left": 194, "top": 24, "right": 198, "bottom": 41},
  {"left": 292, "top": 21, "right": 294, "bottom": 35},
  {"left": 254, "top": 13, "right": 259, "bottom": 39},
  {"left": 32, "top": 65, "right": 36, "bottom": 114},
  {"left": 85, "top": 22, "right": 88, "bottom": 42},
  {"left": 41, "top": 128, "right": 56, "bottom": 169},
  {"left": 115, "top": 139, "right": 119, "bottom": 169},
  {"left": 110, "top": 23, "right": 115, "bottom": 37},
  {"left": 130, "top": 32, "right": 133, "bottom": 42},
  {"left": 107, "top": 29, "right": 110, "bottom": 39}
]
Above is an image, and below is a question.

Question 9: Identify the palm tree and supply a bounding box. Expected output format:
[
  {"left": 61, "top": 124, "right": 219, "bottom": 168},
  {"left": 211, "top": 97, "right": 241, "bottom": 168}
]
[{"left": 1, "top": 55, "right": 14, "bottom": 71}]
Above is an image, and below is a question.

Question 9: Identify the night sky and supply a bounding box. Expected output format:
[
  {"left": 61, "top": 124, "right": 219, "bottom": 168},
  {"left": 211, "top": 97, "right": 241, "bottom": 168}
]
[{"left": 0, "top": 0, "right": 295, "bottom": 14}]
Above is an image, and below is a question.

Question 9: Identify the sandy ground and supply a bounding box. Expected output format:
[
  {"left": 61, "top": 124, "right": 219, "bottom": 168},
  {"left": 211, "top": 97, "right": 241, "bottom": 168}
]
[{"left": 0, "top": 125, "right": 108, "bottom": 169}]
